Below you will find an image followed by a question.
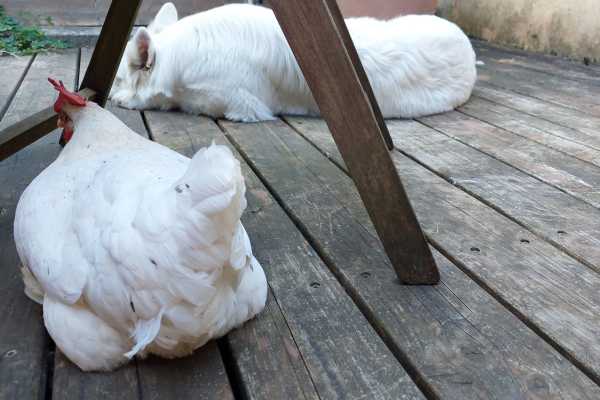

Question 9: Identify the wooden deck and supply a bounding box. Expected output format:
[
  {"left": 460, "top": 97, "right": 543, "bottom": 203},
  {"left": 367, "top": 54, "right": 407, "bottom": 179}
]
[{"left": 1, "top": 41, "right": 600, "bottom": 399}]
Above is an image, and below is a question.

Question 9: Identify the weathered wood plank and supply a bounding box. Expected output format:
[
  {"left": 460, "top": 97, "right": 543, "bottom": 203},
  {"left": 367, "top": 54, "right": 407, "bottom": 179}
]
[
  {"left": 473, "top": 84, "right": 600, "bottom": 140},
  {"left": 52, "top": 351, "right": 139, "bottom": 400},
  {"left": 0, "top": 51, "right": 92, "bottom": 163},
  {"left": 359, "top": 103, "right": 600, "bottom": 271},
  {"left": 0, "top": 107, "right": 57, "bottom": 162},
  {"left": 473, "top": 40, "right": 600, "bottom": 83},
  {"left": 137, "top": 343, "right": 234, "bottom": 400},
  {"left": 419, "top": 111, "right": 600, "bottom": 209},
  {"left": 270, "top": 0, "right": 438, "bottom": 283},
  {"left": 286, "top": 116, "right": 600, "bottom": 381},
  {"left": 459, "top": 97, "right": 600, "bottom": 163},
  {"left": 0, "top": 55, "right": 33, "bottom": 122},
  {"left": 375, "top": 117, "right": 600, "bottom": 274},
  {"left": 222, "top": 118, "right": 600, "bottom": 398},
  {"left": 147, "top": 111, "right": 425, "bottom": 400},
  {"left": 80, "top": 0, "right": 142, "bottom": 106},
  {"left": 476, "top": 55, "right": 600, "bottom": 117},
  {"left": 221, "top": 298, "right": 319, "bottom": 400},
  {"left": 0, "top": 50, "right": 78, "bottom": 400},
  {"left": 288, "top": 116, "right": 600, "bottom": 376},
  {"left": 0, "top": 52, "right": 76, "bottom": 131}
]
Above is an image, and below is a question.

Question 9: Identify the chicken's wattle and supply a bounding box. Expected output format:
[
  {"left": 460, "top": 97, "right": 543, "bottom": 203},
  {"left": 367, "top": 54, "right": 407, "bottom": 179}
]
[{"left": 57, "top": 113, "right": 73, "bottom": 146}]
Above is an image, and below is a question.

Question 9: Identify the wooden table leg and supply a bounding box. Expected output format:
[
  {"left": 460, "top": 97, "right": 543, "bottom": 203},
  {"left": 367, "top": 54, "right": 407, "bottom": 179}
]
[
  {"left": 270, "top": 0, "right": 440, "bottom": 284},
  {"left": 321, "top": 0, "right": 394, "bottom": 150},
  {"left": 0, "top": 89, "right": 96, "bottom": 162},
  {"left": 80, "top": 0, "right": 143, "bottom": 105}
]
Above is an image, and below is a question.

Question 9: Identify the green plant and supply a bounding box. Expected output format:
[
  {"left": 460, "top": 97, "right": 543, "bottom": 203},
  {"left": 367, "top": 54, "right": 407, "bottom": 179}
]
[{"left": 0, "top": 5, "right": 67, "bottom": 56}]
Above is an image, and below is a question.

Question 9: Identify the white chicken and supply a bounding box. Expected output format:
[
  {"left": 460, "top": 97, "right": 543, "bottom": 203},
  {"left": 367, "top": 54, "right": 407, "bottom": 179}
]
[{"left": 13, "top": 79, "right": 268, "bottom": 371}]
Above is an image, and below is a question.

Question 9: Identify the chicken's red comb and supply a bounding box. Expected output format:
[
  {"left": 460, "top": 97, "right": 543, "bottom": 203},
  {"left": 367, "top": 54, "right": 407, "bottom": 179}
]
[{"left": 48, "top": 77, "right": 86, "bottom": 113}]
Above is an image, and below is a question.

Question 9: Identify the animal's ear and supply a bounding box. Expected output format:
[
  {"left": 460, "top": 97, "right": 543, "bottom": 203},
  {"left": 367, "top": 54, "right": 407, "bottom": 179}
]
[
  {"left": 131, "top": 27, "right": 155, "bottom": 69},
  {"left": 148, "top": 2, "right": 178, "bottom": 34}
]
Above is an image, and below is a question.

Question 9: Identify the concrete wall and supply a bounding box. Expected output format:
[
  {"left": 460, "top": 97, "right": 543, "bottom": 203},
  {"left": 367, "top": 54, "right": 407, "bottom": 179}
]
[
  {"left": 6, "top": 0, "right": 435, "bottom": 26},
  {"left": 3, "top": 0, "right": 246, "bottom": 26},
  {"left": 338, "top": 0, "right": 437, "bottom": 18},
  {"left": 259, "top": 1, "right": 437, "bottom": 17},
  {"left": 438, "top": 0, "right": 600, "bottom": 62}
]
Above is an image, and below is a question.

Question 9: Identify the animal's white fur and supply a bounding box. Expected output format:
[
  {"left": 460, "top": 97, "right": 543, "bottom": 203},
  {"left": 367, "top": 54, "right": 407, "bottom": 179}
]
[{"left": 110, "top": 3, "right": 477, "bottom": 122}]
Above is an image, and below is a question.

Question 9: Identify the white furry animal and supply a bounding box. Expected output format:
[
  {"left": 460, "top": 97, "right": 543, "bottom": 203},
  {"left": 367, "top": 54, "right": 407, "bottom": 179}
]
[{"left": 110, "top": 3, "right": 477, "bottom": 122}]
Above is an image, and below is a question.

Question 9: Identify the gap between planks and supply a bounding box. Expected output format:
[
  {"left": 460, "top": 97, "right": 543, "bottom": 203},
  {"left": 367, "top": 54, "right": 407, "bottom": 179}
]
[
  {"left": 145, "top": 111, "right": 426, "bottom": 400},
  {"left": 4, "top": 41, "right": 600, "bottom": 400},
  {"left": 281, "top": 116, "right": 600, "bottom": 387},
  {"left": 0, "top": 55, "right": 35, "bottom": 123},
  {"left": 215, "top": 119, "right": 438, "bottom": 399},
  {"left": 221, "top": 117, "right": 600, "bottom": 398},
  {"left": 217, "top": 118, "right": 485, "bottom": 400},
  {"left": 458, "top": 97, "right": 600, "bottom": 165},
  {"left": 472, "top": 85, "right": 600, "bottom": 140},
  {"left": 472, "top": 40, "right": 600, "bottom": 83},
  {"left": 474, "top": 51, "right": 600, "bottom": 118},
  {"left": 0, "top": 49, "right": 82, "bottom": 400},
  {"left": 404, "top": 115, "right": 600, "bottom": 273},
  {"left": 417, "top": 110, "right": 600, "bottom": 211}
]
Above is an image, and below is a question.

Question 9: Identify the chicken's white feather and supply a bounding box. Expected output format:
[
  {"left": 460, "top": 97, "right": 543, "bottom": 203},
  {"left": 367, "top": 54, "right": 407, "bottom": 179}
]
[{"left": 14, "top": 101, "right": 267, "bottom": 371}]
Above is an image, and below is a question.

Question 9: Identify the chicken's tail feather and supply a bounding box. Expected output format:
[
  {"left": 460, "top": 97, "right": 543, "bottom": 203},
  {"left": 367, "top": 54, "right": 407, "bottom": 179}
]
[
  {"left": 177, "top": 143, "right": 244, "bottom": 211},
  {"left": 125, "top": 308, "right": 165, "bottom": 359},
  {"left": 172, "top": 143, "right": 246, "bottom": 243}
]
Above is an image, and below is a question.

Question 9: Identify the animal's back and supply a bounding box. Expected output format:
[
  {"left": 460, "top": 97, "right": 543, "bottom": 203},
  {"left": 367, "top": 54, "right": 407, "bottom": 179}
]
[
  {"left": 203, "top": 7, "right": 478, "bottom": 118},
  {"left": 347, "top": 14, "right": 477, "bottom": 117}
]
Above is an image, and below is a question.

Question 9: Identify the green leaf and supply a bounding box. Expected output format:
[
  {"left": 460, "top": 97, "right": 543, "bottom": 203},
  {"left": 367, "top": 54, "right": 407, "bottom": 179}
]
[{"left": 0, "top": 7, "right": 68, "bottom": 55}]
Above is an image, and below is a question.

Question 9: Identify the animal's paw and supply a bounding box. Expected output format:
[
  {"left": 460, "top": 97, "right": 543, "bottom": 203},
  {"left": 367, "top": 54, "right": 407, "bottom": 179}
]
[
  {"left": 224, "top": 111, "right": 277, "bottom": 123},
  {"left": 109, "top": 91, "right": 140, "bottom": 110},
  {"left": 225, "top": 90, "right": 277, "bottom": 123},
  {"left": 111, "top": 99, "right": 140, "bottom": 110},
  {"left": 110, "top": 100, "right": 138, "bottom": 110}
]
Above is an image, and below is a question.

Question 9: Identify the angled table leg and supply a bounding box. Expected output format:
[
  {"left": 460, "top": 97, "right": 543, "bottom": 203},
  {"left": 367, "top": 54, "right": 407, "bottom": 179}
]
[
  {"left": 80, "top": 0, "right": 143, "bottom": 105},
  {"left": 270, "top": 0, "right": 439, "bottom": 284},
  {"left": 320, "top": 0, "right": 394, "bottom": 151}
]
